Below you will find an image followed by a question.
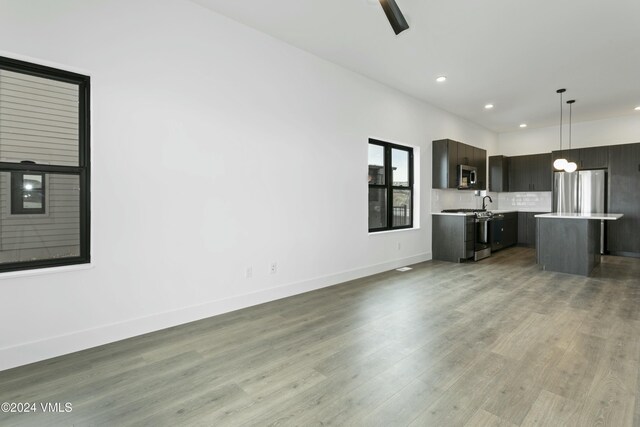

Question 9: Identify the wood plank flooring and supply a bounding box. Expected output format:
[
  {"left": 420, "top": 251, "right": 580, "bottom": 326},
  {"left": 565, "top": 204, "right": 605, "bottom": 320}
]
[{"left": 1, "top": 247, "right": 639, "bottom": 426}]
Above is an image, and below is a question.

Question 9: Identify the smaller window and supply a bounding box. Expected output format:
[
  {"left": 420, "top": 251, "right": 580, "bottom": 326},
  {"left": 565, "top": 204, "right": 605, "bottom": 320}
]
[
  {"left": 368, "top": 139, "right": 413, "bottom": 232},
  {"left": 11, "top": 172, "right": 46, "bottom": 215}
]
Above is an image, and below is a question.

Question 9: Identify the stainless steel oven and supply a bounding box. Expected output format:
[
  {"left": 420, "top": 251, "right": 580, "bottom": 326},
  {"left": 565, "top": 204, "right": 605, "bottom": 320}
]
[{"left": 474, "top": 213, "right": 492, "bottom": 261}]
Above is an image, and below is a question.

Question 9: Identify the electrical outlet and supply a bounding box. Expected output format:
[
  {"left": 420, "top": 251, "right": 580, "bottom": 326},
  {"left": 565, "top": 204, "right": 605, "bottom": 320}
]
[
  {"left": 397, "top": 242, "right": 401, "bottom": 250},
  {"left": 270, "top": 262, "right": 277, "bottom": 274},
  {"left": 245, "top": 267, "right": 252, "bottom": 279}
]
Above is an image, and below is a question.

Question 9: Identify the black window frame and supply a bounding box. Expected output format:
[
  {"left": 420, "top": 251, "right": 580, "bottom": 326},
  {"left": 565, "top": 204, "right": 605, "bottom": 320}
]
[
  {"left": 11, "top": 171, "right": 46, "bottom": 215},
  {"left": 368, "top": 138, "right": 414, "bottom": 232},
  {"left": 0, "top": 55, "right": 90, "bottom": 272}
]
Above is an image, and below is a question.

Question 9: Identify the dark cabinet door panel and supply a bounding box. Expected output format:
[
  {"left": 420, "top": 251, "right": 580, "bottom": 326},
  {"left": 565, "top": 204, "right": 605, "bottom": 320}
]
[
  {"left": 608, "top": 143, "right": 640, "bottom": 254},
  {"left": 447, "top": 141, "right": 458, "bottom": 188},
  {"left": 534, "top": 153, "right": 552, "bottom": 191},
  {"left": 527, "top": 212, "right": 538, "bottom": 249},
  {"left": 503, "top": 212, "right": 518, "bottom": 247},
  {"left": 458, "top": 143, "right": 472, "bottom": 165},
  {"left": 517, "top": 212, "right": 528, "bottom": 245},
  {"left": 509, "top": 156, "right": 527, "bottom": 192},
  {"left": 580, "top": 146, "right": 608, "bottom": 169},
  {"left": 474, "top": 147, "right": 487, "bottom": 190},
  {"left": 489, "top": 155, "right": 509, "bottom": 192},
  {"left": 432, "top": 140, "right": 448, "bottom": 189}
]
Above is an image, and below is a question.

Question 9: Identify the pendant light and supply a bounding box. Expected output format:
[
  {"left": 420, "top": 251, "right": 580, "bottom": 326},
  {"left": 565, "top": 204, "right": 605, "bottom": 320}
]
[
  {"left": 553, "top": 88, "right": 568, "bottom": 170},
  {"left": 564, "top": 99, "right": 578, "bottom": 172}
]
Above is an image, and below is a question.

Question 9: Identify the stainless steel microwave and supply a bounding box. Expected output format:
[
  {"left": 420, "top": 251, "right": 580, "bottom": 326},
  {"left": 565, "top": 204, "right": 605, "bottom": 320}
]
[{"left": 457, "top": 164, "right": 477, "bottom": 189}]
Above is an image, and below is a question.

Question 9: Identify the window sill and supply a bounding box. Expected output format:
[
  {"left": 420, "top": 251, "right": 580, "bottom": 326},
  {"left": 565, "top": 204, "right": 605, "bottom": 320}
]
[
  {"left": 369, "top": 227, "right": 420, "bottom": 235},
  {"left": 0, "top": 263, "right": 95, "bottom": 280}
]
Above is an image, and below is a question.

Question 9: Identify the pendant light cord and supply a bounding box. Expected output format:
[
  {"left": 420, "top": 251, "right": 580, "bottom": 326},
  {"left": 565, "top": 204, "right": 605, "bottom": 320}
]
[
  {"left": 559, "top": 91, "right": 563, "bottom": 155},
  {"left": 567, "top": 99, "right": 575, "bottom": 150},
  {"left": 568, "top": 101, "right": 572, "bottom": 150}
]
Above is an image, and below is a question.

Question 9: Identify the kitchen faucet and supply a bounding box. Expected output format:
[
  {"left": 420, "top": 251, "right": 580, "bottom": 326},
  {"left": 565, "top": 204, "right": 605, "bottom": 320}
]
[{"left": 482, "top": 195, "right": 493, "bottom": 210}]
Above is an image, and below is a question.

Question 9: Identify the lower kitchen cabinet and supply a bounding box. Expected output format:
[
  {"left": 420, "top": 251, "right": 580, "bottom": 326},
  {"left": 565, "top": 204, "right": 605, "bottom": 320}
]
[
  {"left": 517, "top": 212, "right": 545, "bottom": 248},
  {"left": 490, "top": 212, "right": 517, "bottom": 252},
  {"left": 432, "top": 215, "right": 475, "bottom": 263}
]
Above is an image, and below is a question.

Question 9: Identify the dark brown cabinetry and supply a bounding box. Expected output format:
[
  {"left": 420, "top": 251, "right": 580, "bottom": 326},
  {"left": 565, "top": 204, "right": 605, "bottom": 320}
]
[
  {"left": 458, "top": 143, "right": 473, "bottom": 165},
  {"left": 608, "top": 143, "right": 640, "bottom": 256},
  {"left": 580, "top": 147, "right": 608, "bottom": 169},
  {"left": 490, "top": 212, "right": 517, "bottom": 252},
  {"left": 432, "top": 139, "right": 486, "bottom": 190},
  {"left": 473, "top": 147, "right": 487, "bottom": 190},
  {"left": 432, "top": 139, "right": 457, "bottom": 189},
  {"left": 432, "top": 215, "right": 475, "bottom": 262},
  {"left": 489, "top": 155, "right": 509, "bottom": 192},
  {"left": 504, "top": 213, "right": 518, "bottom": 247},
  {"left": 508, "top": 153, "right": 552, "bottom": 192},
  {"left": 517, "top": 212, "right": 545, "bottom": 248}
]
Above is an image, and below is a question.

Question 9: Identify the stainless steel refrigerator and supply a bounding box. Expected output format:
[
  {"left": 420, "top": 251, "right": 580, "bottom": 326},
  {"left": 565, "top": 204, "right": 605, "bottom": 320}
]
[{"left": 553, "top": 169, "right": 607, "bottom": 252}]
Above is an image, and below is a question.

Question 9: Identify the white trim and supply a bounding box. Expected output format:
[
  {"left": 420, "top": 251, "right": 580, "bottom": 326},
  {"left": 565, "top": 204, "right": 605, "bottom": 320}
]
[
  {"left": 0, "top": 253, "right": 430, "bottom": 371},
  {"left": 0, "top": 262, "right": 94, "bottom": 280},
  {"left": 369, "top": 226, "right": 421, "bottom": 235}
]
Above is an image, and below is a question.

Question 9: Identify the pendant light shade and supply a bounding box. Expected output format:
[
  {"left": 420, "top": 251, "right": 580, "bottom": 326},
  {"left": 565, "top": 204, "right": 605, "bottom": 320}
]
[
  {"left": 564, "top": 99, "right": 577, "bottom": 173},
  {"left": 553, "top": 158, "right": 568, "bottom": 170},
  {"left": 564, "top": 161, "right": 577, "bottom": 173},
  {"left": 554, "top": 89, "right": 567, "bottom": 170}
]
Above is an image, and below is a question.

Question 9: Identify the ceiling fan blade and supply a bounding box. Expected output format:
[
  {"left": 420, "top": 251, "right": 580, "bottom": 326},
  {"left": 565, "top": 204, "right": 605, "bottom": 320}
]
[{"left": 379, "top": 0, "right": 409, "bottom": 35}]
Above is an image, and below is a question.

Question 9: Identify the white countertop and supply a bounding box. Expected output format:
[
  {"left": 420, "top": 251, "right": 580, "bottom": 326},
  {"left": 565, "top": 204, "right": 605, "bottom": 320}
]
[
  {"left": 432, "top": 209, "right": 548, "bottom": 216},
  {"left": 534, "top": 213, "right": 624, "bottom": 220},
  {"left": 432, "top": 212, "right": 474, "bottom": 216}
]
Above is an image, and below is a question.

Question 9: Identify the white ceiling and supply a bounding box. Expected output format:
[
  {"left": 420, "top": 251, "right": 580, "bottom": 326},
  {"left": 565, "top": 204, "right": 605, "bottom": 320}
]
[{"left": 191, "top": 0, "right": 640, "bottom": 133}]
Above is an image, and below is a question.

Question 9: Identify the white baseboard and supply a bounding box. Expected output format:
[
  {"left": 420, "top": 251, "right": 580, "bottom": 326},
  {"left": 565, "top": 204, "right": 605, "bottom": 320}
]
[{"left": 0, "top": 252, "right": 431, "bottom": 371}]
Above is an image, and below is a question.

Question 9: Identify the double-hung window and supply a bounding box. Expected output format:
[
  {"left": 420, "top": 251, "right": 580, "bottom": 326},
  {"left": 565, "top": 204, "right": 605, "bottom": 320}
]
[
  {"left": 0, "top": 56, "right": 90, "bottom": 272},
  {"left": 368, "top": 139, "right": 413, "bottom": 232}
]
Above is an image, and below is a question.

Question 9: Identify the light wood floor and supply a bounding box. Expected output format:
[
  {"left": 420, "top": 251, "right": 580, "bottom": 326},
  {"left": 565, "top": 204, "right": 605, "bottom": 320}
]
[{"left": 1, "top": 247, "right": 640, "bottom": 426}]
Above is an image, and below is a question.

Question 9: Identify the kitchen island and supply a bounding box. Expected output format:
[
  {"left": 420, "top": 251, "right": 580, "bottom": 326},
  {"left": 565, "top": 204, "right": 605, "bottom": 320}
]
[{"left": 535, "top": 213, "right": 624, "bottom": 276}]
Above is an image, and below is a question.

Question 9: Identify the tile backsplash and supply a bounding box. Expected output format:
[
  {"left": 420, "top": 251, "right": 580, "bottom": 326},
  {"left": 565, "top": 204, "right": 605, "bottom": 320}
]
[
  {"left": 431, "top": 189, "right": 499, "bottom": 212},
  {"left": 431, "top": 189, "right": 552, "bottom": 212},
  {"left": 497, "top": 192, "right": 552, "bottom": 212}
]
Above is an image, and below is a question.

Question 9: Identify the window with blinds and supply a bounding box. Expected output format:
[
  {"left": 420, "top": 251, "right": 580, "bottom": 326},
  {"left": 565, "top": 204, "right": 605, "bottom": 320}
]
[{"left": 0, "top": 56, "right": 90, "bottom": 272}]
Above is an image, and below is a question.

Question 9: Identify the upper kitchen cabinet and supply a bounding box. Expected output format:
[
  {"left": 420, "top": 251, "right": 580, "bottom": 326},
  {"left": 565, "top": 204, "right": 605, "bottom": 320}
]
[
  {"left": 552, "top": 147, "right": 608, "bottom": 170},
  {"left": 458, "top": 143, "right": 473, "bottom": 165},
  {"left": 432, "top": 139, "right": 458, "bottom": 189},
  {"left": 432, "top": 139, "right": 486, "bottom": 189},
  {"left": 508, "top": 153, "right": 552, "bottom": 192},
  {"left": 489, "top": 155, "right": 509, "bottom": 192},
  {"left": 580, "top": 147, "right": 608, "bottom": 169},
  {"left": 473, "top": 147, "right": 487, "bottom": 190},
  {"left": 508, "top": 156, "right": 528, "bottom": 192},
  {"left": 608, "top": 143, "right": 640, "bottom": 256},
  {"left": 531, "top": 153, "right": 552, "bottom": 192}
]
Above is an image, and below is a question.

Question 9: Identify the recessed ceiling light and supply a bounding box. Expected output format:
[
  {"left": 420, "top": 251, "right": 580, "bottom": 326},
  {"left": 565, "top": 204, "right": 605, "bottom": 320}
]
[
  {"left": 635, "top": 106, "right": 640, "bottom": 111},
  {"left": 436, "top": 76, "right": 447, "bottom": 83},
  {"left": 519, "top": 123, "right": 527, "bottom": 128},
  {"left": 484, "top": 104, "right": 494, "bottom": 109}
]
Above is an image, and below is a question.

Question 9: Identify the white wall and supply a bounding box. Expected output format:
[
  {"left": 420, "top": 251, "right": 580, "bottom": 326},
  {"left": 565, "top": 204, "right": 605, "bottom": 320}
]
[
  {"left": 498, "top": 114, "right": 640, "bottom": 156},
  {"left": 0, "top": 0, "right": 496, "bottom": 370}
]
